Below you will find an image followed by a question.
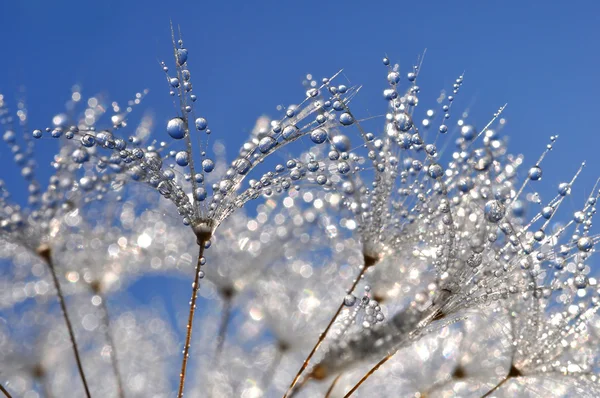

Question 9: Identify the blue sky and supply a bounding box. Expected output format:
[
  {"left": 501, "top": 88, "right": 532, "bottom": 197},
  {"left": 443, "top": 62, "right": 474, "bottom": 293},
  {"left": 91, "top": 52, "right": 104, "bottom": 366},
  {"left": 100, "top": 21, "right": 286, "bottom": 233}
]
[{"left": 1, "top": 0, "right": 598, "bottom": 206}]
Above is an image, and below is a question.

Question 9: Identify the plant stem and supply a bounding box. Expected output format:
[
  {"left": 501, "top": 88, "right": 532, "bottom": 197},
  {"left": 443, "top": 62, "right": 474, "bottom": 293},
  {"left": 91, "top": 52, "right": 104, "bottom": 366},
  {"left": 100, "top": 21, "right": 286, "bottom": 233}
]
[
  {"left": 343, "top": 354, "right": 392, "bottom": 397},
  {"left": 98, "top": 293, "right": 125, "bottom": 398},
  {"left": 0, "top": 383, "right": 12, "bottom": 398},
  {"left": 38, "top": 246, "right": 91, "bottom": 398},
  {"left": 480, "top": 377, "right": 509, "bottom": 398},
  {"left": 177, "top": 242, "right": 206, "bottom": 398},
  {"left": 284, "top": 257, "right": 374, "bottom": 398},
  {"left": 480, "top": 365, "right": 520, "bottom": 398},
  {"left": 214, "top": 294, "right": 233, "bottom": 362}
]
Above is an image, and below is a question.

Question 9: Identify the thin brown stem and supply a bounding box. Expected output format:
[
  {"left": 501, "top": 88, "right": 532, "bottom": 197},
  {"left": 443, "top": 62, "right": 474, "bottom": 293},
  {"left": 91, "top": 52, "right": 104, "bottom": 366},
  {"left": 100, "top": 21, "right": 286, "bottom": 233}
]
[
  {"left": 177, "top": 242, "right": 206, "bottom": 398},
  {"left": 480, "top": 365, "right": 520, "bottom": 398},
  {"left": 0, "top": 383, "right": 12, "bottom": 398},
  {"left": 480, "top": 377, "right": 509, "bottom": 398},
  {"left": 324, "top": 374, "right": 342, "bottom": 398},
  {"left": 284, "top": 256, "right": 374, "bottom": 398},
  {"left": 343, "top": 354, "right": 392, "bottom": 398},
  {"left": 38, "top": 246, "right": 91, "bottom": 398},
  {"left": 98, "top": 293, "right": 125, "bottom": 398},
  {"left": 214, "top": 294, "right": 233, "bottom": 362}
]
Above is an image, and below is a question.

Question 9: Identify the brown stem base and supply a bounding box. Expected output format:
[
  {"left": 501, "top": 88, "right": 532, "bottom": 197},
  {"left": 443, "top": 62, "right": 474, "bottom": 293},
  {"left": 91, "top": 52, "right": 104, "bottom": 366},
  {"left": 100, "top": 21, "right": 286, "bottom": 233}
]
[
  {"left": 284, "top": 254, "right": 376, "bottom": 398},
  {"left": 177, "top": 242, "right": 206, "bottom": 398},
  {"left": 38, "top": 246, "right": 92, "bottom": 398}
]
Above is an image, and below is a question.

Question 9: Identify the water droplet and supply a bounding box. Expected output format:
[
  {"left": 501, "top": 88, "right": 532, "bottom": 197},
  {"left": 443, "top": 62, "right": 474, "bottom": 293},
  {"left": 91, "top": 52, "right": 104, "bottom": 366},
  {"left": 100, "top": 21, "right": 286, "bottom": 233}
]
[
  {"left": 460, "top": 125, "right": 477, "bottom": 141},
  {"left": 472, "top": 148, "right": 493, "bottom": 171},
  {"left": 176, "top": 151, "right": 190, "bottom": 166},
  {"left": 195, "top": 187, "right": 207, "bottom": 201},
  {"left": 541, "top": 206, "right": 554, "bottom": 219},
  {"left": 339, "top": 113, "right": 354, "bottom": 126},
  {"left": 167, "top": 117, "right": 186, "bottom": 139},
  {"left": 574, "top": 274, "right": 588, "bottom": 289},
  {"left": 484, "top": 200, "right": 505, "bottom": 223},
  {"left": 202, "top": 159, "right": 215, "bottom": 172},
  {"left": 281, "top": 125, "right": 298, "bottom": 140},
  {"left": 577, "top": 237, "right": 593, "bottom": 252},
  {"left": 310, "top": 128, "right": 328, "bottom": 144},
  {"left": 332, "top": 135, "right": 351, "bottom": 152},
  {"left": 176, "top": 48, "right": 188, "bottom": 66},
  {"left": 337, "top": 161, "right": 350, "bottom": 174},
  {"left": 394, "top": 112, "right": 412, "bottom": 132},
  {"left": 528, "top": 166, "right": 542, "bottom": 181},
  {"left": 235, "top": 158, "right": 251, "bottom": 175},
  {"left": 344, "top": 294, "right": 356, "bottom": 306},
  {"left": 195, "top": 117, "right": 208, "bottom": 131},
  {"left": 558, "top": 183, "right": 570, "bottom": 196},
  {"left": 387, "top": 71, "right": 400, "bottom": 85},
  {"left": 427, "top": 164, "right": 443, "bottom": 179},
  {"left": 72, "top": 149, "right": 89, "bottom": 164},
  {"left": 258, "top": 136, "right": 277, "bottom": 153}
]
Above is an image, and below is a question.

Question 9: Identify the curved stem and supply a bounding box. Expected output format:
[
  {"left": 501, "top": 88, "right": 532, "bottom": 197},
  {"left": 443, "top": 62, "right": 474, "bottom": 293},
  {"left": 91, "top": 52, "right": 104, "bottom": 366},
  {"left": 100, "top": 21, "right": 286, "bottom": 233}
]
[
  {"left": 177, "top": 242, "right": 206, "bottom": 398},
  {"left": 98, "top": 294, "right": 125, "bottom": 398},
  {"left": 284, "top": 260, "right": 372, "bottom": 398},
  {"left": 214, "top": 294, "right": 233, "bottom": 363},
  {"left": 480, "top": 377, "right": 509, "bottom": 398},
  {"left": 39, "top": 248, "right": 91, "bottom": 398},
  {"left": 0, "top": 383, "right": 12, "bottom": 398},
  {"left": 343, "top": 354, "right": 392, "bottom": 398}
]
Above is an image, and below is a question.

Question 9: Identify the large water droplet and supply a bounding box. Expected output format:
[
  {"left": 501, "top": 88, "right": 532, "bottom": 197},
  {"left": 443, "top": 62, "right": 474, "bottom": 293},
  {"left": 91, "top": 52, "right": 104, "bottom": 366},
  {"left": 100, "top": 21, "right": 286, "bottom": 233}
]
[
  {"left": 167, "top": 118, "right": 186, "bottom": 139},
  {"left": 176, "top": 151, "right": 190, "bottom": 166},
  {"left": 195, "top": 117, "right": 208, "bottom": 131},
  {"left": 310, "top": 128, "right": 328, "bottom": 144},
  {"left": 176, "top": 48, "right": 188, "bottom": 66},
  {"left": 202, "top": 159, "right": 215, "bottom": 172},
  {"left": 258, "top": 136, "right": 277, "bottom": 153},
  {"left": 339, "top": 113, "right": 354, "bottom": 126}
]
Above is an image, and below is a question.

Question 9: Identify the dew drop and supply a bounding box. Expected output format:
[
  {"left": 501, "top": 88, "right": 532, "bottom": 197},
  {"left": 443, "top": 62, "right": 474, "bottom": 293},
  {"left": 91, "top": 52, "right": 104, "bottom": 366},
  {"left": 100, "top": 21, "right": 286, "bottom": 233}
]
[
  {"left": 310, "top": 128, "right": 328, "bottom": 144},
  {"left": 258, "top": 136, "right": 277, "bottom": 153},
  {"left": 176, "top": 48, "right": 188, "bottom": 66},
  {"left": 202, "top": 159, "right": 215, "bottom": 172},
  {"left": 167, "top": 117, "right": 186, "bottom": 139},
  {"left": 176, "top": 151, "right": 190, "bottom": 166},
  {"left": 339, "top": 113, "right": 354, "bottom": 126},
  {"left": 195, "top": 117, "right": 208, "bottom": 131},
  {"left": 528, "top": 166, "right": 542, "bottom": 181},
  {"left": 484, "top": 200, "right": 505, "bottom": 223}
]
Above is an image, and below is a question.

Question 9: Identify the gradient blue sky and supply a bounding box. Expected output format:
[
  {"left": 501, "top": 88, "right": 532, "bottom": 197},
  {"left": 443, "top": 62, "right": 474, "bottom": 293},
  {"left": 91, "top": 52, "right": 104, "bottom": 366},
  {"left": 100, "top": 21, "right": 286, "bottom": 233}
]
[{"left": 2, "top": 0, "right": 599, "bottom": 203}]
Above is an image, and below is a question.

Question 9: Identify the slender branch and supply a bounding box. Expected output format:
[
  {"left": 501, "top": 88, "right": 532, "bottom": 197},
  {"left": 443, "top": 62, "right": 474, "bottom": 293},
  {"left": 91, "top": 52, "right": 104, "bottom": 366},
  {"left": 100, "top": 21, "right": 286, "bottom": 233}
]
[
  {"left": 97, "top": 291, "right": 125, "bottom": 398},
  {"left": 284, "top": 255, "right": 376, "bottom": 398},
  {"left": 480, "top": 365, "right": 520, "bottom": 398},
  {"left": 480, "top": 377, "right": 509, "bottom": 398},
  {"left": 37, "top": 245, "right": 91, "bottom": 398},
  {"left": 177, "top": 242, "right": 206, "bottom": 398},
  {"left": 343, "top": 354, "right": 392, "bottom": 398},
  {"left": 214, "top": 292, "right": 233, "bottom": 363},
  {"left": 0, "top": 383, "right": 12, "bottom": 398},
  {"left": 324, "top": 374, "right": 342, "bottom": 398}
]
